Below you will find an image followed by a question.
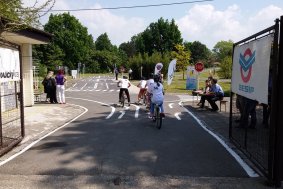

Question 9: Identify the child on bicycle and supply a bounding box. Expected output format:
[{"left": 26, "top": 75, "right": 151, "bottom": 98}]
[
  {"left": 117, "top": 76, "right": 131, "bottom": 106},
  {"left": 145, "top": 73, "right": 154, "bottom": 109},
  {"left": 137, "top": 76, "right": 147, "bottom": 105},
  {"left": 148, "top": 74, "right": 165, "bottom": 118}
]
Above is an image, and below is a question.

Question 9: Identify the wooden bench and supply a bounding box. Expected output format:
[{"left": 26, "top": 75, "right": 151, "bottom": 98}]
[
  {"left": 219, "top": 100, "right": 228, "bottom": 112},
  {"left": 211, "top": 97, "right": 228, "bottom": 112}
]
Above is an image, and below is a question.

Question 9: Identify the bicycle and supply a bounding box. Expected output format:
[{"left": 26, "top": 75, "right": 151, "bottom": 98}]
[
  {"left": 119, "top": 90, "right": 127, "bottom": 108},
  {"left": 152, "top": 103, "right": 162, "bottom": 129}
]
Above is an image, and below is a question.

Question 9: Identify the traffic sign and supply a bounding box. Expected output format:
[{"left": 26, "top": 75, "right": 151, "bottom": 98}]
[{"left": 195, "top": 62, "right": 204, "bottom": 72}]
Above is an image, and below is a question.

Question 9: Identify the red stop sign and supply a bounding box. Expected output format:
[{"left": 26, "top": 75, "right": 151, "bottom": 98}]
[{"left": 195, "top": 62, "right": 204, "bottom": 72}]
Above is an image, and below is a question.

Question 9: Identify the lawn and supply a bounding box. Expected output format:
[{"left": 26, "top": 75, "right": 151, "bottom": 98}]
[{"left": 163, "top": 69, "right": 231, "bottom": 96}]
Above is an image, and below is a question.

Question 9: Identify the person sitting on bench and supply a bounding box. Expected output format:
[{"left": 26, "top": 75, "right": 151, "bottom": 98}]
[{"left": 199, "top": 78, "right": 224, "bottom": 111}]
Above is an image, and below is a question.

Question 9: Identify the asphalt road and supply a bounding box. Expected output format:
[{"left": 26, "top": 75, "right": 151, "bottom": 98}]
[{"left": 0, "top": 76, "right": 251, "bottom": 188}]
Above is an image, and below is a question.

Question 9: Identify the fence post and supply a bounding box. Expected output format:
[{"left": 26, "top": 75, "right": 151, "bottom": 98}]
[
  {"left": 273, "top": 15, "right": 283, "bottom": 187},
  {"left": 268, "top": 17, "right": 282, "bottom": 187}
]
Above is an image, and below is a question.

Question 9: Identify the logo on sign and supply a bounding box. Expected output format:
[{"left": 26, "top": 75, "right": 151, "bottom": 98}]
[{"left": 239, "top": 48, "right": 255, "bottom": 83}]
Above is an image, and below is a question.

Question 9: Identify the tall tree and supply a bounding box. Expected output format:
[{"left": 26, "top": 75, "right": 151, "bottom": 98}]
[
  {"left": 119, "top": 41, "right": 136, "bottom": 58},
  {"left": 171, "top": 44, "right": 191, "bottom": 79},
  {"left": 0, "top": 0, "right": 55, "bottom": 34},
  {"left": 212, "top": 40, "right": 233, "bottom": 62},
  {"left": 95, "top": 33, "right": 113, "bottom": 51},
  {"left": 134, "top": 17, "right": 183, "bottom": 55},
  {"left": 184, "top": 41, "right": 211, "bottom": 66},
  {"left": 34, "top": 13, "right": 95, "bottom": 70}
]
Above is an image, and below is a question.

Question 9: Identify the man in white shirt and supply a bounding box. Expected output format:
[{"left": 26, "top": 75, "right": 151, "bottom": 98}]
[{"left": 117, "top": 76, "right": 131, "bottom": 106}]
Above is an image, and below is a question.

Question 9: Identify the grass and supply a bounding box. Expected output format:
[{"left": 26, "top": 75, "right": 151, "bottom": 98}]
[{"left": 163, "top": 69, "right": 231, "bottom": 96}]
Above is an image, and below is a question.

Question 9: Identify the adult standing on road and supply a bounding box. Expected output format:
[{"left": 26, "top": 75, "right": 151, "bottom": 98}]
[{"left": 55, "top": 69, "right": 67, "bottom": 104}]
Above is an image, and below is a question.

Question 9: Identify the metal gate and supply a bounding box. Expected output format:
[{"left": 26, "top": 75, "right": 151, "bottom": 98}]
[
  {"left": 0, "top": 40, "right": 24, "bottom": 156},
  {"left": 229, "top": 17, "right": 283, "bottom": 186}
]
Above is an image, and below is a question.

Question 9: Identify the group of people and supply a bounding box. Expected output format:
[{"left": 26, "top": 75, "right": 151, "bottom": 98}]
[
  {"left": 196, "top": 77, "right": 224, "bottom": 111},
  {"left": 117, "top": 73, "right": 165, "bottom": 118},
  {"left": 42, "top": 69, "right": 66, "bottom": 104}
]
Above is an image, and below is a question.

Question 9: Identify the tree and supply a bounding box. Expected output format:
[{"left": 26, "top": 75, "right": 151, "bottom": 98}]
[
  {"left": 133, "top": 17, "right": 183, "bottom": 55},
  {"left": 212, "top": 40, "right": 233, "bottom": 62},
  {"left": 184, "top": 41, "right": 211, "bottom": 66},
  {"left": 119, "top": 41, "right": 136, "bottom": 58},
  {"left": 95, "top": 33, "right": 113, "bottom": 51},
  {"left": 171, "top": 44, "right": 191, "bottom": 79},
  {"left": 218, "top": 56, "right": 232, "bottom": 79},
  {"left": 34, "top": 13, "right": 95, "bottom": 70},
  {"left": 0, "top": 0, "right": 55, "bottom": 34}
]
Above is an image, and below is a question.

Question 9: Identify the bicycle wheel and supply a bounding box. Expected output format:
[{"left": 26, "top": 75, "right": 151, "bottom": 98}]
[
  {"left": 155, "top": 105, "right": 162, "bottom": 129},
  {"left": 120, "top": 95, "right": 125, "bottom": 107}
]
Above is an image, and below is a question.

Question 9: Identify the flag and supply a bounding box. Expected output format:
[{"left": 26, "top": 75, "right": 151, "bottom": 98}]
[
  {"left": 167, "top": 59, "right": 177, "bottom": 85},
  {"left": 154, "top": 62, "right": 163, "bottom": 75}
]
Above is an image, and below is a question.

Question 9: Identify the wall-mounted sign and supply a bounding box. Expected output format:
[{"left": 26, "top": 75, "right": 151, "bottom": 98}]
[{"left": 0, "top": 47, "right": 20, "bottom": 82}]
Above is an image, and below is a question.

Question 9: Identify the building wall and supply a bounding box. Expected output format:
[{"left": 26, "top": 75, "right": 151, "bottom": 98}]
[{"left": 21, "top": 44, "right": 34, "bottom": 107}]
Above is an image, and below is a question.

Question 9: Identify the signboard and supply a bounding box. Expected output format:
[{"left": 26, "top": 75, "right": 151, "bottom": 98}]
[
  {"left": 71, "top": 70, "right": 77, "bottom": 79},
  {"left": 231, "top": 35, "right": 273, "bottom": 104},
  {"left": 195, "top": 62, "right": 204, "bottom": 72},
  {"left": 186, "top": 66, "right": 197, "bottom": 90},
  {"left": 0, "top": 47, "right": 20, "bottom": 82}
]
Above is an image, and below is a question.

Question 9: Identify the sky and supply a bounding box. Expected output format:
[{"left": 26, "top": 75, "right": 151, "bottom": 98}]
[{"left": 24, "top": 0, "right": 283, "bottom": 49}]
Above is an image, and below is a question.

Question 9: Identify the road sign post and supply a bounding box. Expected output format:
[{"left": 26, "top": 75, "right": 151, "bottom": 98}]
[{"left": 195, "top": 62, "right": 204, "bottom": 89}]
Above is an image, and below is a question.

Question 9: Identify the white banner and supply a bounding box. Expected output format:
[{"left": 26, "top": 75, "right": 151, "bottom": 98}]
[
  {"left": 167, "top": 59, "right": 177, "bottom": 85},
  {"left": 231, "top": 35, "right": 273, "bottom": 104},
  {"left": 0, "top": 47, "right": 20, "bottom": 82},
  {"left": 154, "top": 62, "right": 163, "bottom": 75}
]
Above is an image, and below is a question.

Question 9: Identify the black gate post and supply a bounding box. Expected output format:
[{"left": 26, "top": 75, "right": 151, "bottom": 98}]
[
  {"left": 268, "top": 16, "right": 283, "bottom": 187},
  {"left": 273, "top": 15, "right": 283, "bottom": 187}
]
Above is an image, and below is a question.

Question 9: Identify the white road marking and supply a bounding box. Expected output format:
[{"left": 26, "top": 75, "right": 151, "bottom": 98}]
[
  {"left": 118, "top": 111, "right": 125, "bottom": 119},
  {"left": 169, "top": 103, "right": 174, "bottom": 108},
  {"left": 80, "top": 83, "right": 87, "bottom": 90},
  {"left": 131, "top": 104, "right": 140, "bottom": 118},
  {"left": 95, "top": 90, "right": 101, "bottom": 91},
  {"left": 67, "top": 97, "right": 115, "bottom": 119},
  {"left": 103, "top": 90, "right": 107, "bottom": 92},
  {"left": 72, "top": 83, "right": 77, "bottom": 87},
  {"left": 179, "top": 101, "right": 259, "bottom": 178},
  {"left": 0, "top": 103, "right": 88, "bottom": 167},
  {"left": 106, "top": 83, "right": 109, "bottom": 89},
  {"left": 174, "top": 112, "right": 181, "bottom": 120},
  {"left": 94, "top": 83, "right": 98, "bottom": 89},
  {"left": 109, "top": 89, "right": 114, "bottom": 92}
]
